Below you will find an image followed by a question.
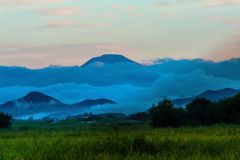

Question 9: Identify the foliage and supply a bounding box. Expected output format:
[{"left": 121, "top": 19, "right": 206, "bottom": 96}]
[
  {"left": 129, "top": 112, "right": 150, "bottom": 121},
  {"left": 186, "top": 98, "right": 216, "bottom": 125},
  {"left": 149, "top": 99, "right": 187, "bottom": 127},
  {"left": 0, "top": 112, "right": 12, "bottom": 128},
  {"left": 217, "top": 94, "right": 240, "bottom": 124},
  {"left": 149, "top": 94, "right": 240, "bottom": 127}
]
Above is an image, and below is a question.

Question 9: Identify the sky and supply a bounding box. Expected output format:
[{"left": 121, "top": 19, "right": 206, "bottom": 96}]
[{"left": 0, "top": 0, "right": 240, "bottom": 68}]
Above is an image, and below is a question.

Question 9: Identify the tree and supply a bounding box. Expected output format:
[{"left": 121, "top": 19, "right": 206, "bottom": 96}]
[
  {"left": 129, "top": 112, "right": 150, "bottom": 121},
  {"left": 149, "top": 99, "right": 187, "bottom": 127},
  {"left": 217, "top": 94, "right": 240, "bottom": 124},
  {"left": 186, "top": 98, "right": 215, "bottom": 125},
  {"left": 148, "top": 94, "right": 240, "bottom": 127},
  {"left": 0, "top": 112, "right": 12, "bottom": 128}
]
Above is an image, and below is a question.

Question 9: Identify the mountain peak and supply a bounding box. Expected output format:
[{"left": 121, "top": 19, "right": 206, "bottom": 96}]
[
  {"left": 22, "top": 91, "right": 61, "bottom": 104},
  {"left": 81, "top": 54, "right": 139, "bottom": 67}
]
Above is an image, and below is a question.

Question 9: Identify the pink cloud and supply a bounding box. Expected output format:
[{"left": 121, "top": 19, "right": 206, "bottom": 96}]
[
  {"left": 0, "top": 0, "right": 61, "bottom": 7},
  {"left": 224, "top": 18, "right": 240, "bottom": 25},
  {"left": 112, "top": 4, "right": 138, "bottom": 11},
  {"left": 43, "top": 19, "right": 76, "bottom": 27},
  {"left": 210, "top": 34, "right": 240, "bottom": 61},
  {"left": 207, "top": 16, "right": 240, "bottom": 26},
  {"left": 161, "top": 12, "right": 178, "bottom": 18},
  {"left": 37, "top": 7, "right": 118, "bottom": 19},
  {"left": 132, "top": 14, "right": 145, "bottom": 17},
  {"left": 151, "top": 1, "right": 177, "bottom": 7},
  {"left": 204, "top": 0, "right": 240, "bottom": 7},
  {"left": 92, "top": 14, "right": 118, "bottom": 19},
  {"left": 38, "top": 6, "right": 81, "bottom": 16},
  {"left": 152, "top": 0, "right": 240, "bottom": 7},
  {"left": 112, "top": 4, "right": 122, "bottom": 9},
  {"left": 36, "top": 20, "right": 104, "bottom": 29}
]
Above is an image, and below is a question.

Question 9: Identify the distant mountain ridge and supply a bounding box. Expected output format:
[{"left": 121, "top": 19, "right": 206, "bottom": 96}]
[
  {"left": 0, "top": 91, "right": 116, "bottom": 118},
  {"left": 173, "top": 88, "right": 240, "bottom": 107},
  {"left": 72, "top": 98, "right": 116, "bottom": 107}
]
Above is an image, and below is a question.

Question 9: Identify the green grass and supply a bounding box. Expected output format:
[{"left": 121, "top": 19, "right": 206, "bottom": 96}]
[{"left": 0, "top": 121, "right": 240, "bottom": 159}]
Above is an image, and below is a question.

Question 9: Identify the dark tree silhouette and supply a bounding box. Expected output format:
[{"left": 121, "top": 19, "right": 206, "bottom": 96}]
[
  {"left": 149, "top": 98, "right": 216, "bottom": 127},
  {"left": 149, "top": 99, "right": 187, "bottom": 127},
  {"left": 186, "top": 98, "right": 215, "bottom": 125},
  {"left": 217, "top": 94, "right": 240, "bottom": 124},
  {"left": 146, "top": 94, "right": 240, "bottom": 128},
  {"left": 0, "top": 112, "right": 12, "bottom": 128},
  {"left": 129, "top": 112, "right": 150, "bottom": 121}
]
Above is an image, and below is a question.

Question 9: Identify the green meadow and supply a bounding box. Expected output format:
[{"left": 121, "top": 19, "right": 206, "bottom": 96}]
[{"left": 0, "top": 120, "right": 239, "bottom": 160}]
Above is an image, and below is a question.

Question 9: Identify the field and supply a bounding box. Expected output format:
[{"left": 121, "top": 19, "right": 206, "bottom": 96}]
[{"left": 0, "top": 119, "right": 240, "bottom": 160}]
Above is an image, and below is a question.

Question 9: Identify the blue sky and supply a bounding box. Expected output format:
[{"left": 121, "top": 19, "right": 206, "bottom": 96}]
[{"left": 0, "top": 0, "right": 240, "bottom": 68}]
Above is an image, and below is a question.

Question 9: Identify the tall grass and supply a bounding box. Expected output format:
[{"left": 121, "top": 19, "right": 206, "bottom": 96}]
[{"left": 0, "top": 124, "right": 240, "bottom": 159}]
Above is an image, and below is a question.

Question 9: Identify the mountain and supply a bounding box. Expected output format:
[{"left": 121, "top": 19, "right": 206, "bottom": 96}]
[
  {"left": 72, "top": 98, "right": 116, "bottom": 107},
  {"left": 22, "top": 91, "right": 62, "bottom": 104},
  {"left": 0, "top": 91, "right": 64, "bottom": 109},
  {"left": 0, "top": 91, "right": 116, "bottom": 119},
  {"left": 1, "top": 56, "right": 240, "bottom": 88},
  {"left": 197, "top": 88, "right": 239, "bottom": 101},
  {"left": 81, "top": 54, "right": 140, "bottom": 67},
  {"left": 173, "top": 88, "right": 240, "bottom": 107},
  {"left": 0, "top": 91, "right": 67, "bottom": 117},
  {"left": 1, "top": 56, "right": 240, "bottom": 117}
]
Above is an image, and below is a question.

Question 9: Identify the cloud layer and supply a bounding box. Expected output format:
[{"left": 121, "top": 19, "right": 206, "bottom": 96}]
[{"left": 0, "top": 69, "right": 239, "bottom": 114}]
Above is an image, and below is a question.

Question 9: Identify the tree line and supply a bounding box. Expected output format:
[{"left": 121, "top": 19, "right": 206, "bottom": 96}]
[{"left": 130, "top": 94, "right": 240, "bottom": 127}]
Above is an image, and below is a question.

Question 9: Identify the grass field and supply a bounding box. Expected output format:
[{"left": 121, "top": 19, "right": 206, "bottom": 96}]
[{"left": 0, "top": 120, "right": 240, "bottom": 160}]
